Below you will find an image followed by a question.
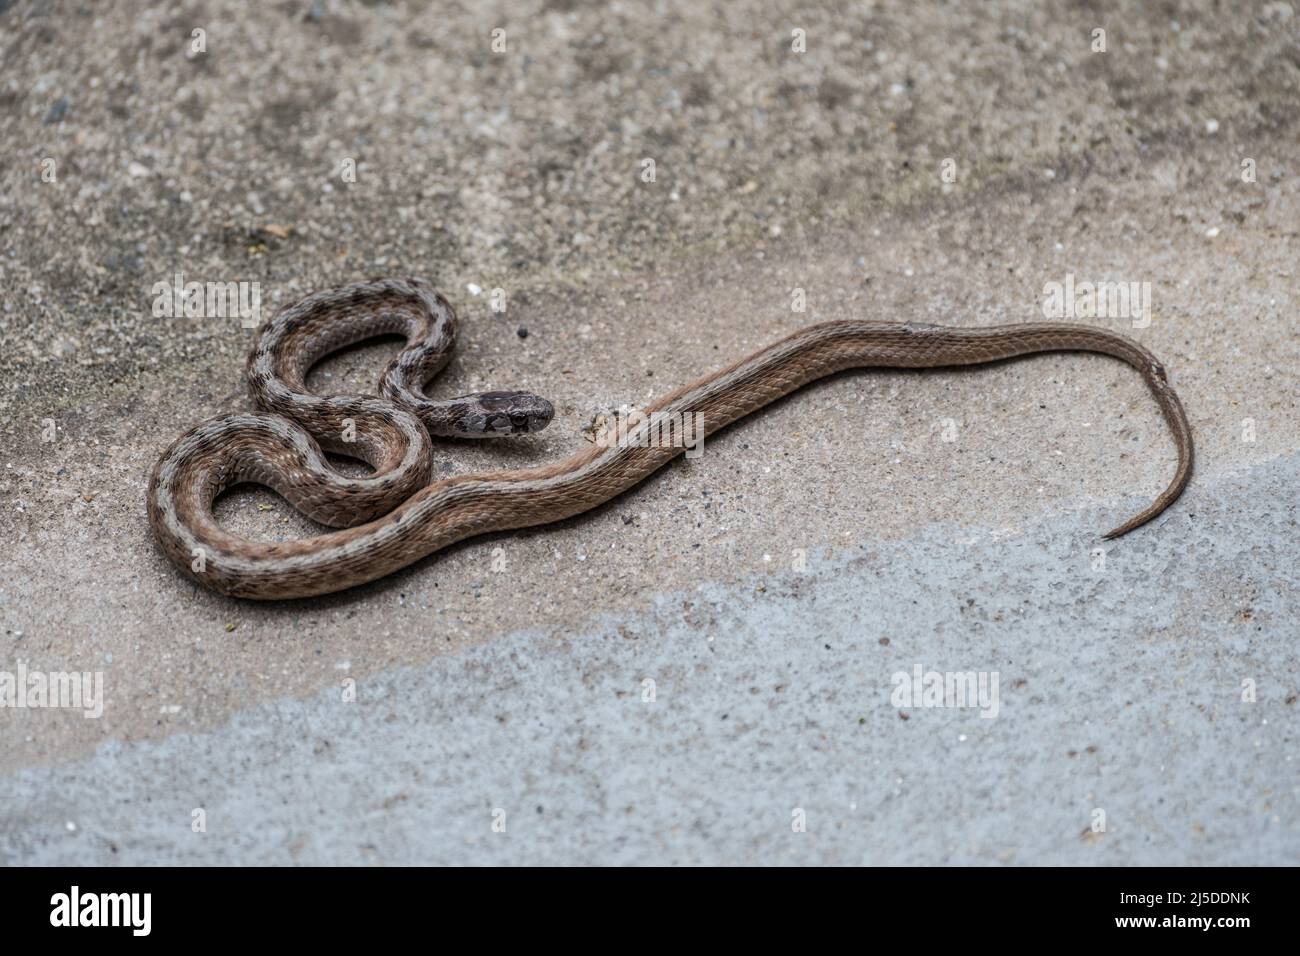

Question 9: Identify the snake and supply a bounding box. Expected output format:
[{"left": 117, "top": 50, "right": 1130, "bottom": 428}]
[{"left": 147, "top": 277, "right": 1193, "bottom": 600}]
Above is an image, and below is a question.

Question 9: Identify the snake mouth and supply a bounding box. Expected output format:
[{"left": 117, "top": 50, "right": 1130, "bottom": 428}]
[{"left": 495, "top": 405, "right": 554, "bottom": 435}]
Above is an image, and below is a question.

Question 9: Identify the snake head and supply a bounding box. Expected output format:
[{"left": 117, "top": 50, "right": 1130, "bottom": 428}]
[{"left": 452, "top": 391, "right": 555, "bottom": 437}]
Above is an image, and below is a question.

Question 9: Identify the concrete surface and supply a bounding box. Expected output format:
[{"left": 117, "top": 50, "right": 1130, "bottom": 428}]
[
  {"left": 1, "top": 0, "right": 1297, "bottom": 864},
  {"left": 3, "top": 452, "right": 1299, "bottom": 865}
]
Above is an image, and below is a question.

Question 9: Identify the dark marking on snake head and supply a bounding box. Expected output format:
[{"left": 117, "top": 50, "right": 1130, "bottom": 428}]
[{"left": 457, "top": 391, "right": 554, "bottom": 435}]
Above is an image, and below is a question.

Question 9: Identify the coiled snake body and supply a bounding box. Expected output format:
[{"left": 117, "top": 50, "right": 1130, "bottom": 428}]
[{"left": 148, "top": 277, "right": 1193, "bottom": 600}]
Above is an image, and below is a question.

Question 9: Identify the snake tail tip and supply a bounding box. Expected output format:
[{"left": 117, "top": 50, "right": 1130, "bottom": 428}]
[{"left": 1102, "top": 518, "right": 1144, "bottom": 540}]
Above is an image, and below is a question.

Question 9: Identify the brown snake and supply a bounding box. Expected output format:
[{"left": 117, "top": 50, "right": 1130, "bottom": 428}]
[{"left": 148, "top": 277, "right": 1193, "bottom": 600}]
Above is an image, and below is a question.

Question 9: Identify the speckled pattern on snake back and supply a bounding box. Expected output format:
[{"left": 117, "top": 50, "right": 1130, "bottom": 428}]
[{"left": 147, "top": 277, "right": 1194, "bottom": 600}]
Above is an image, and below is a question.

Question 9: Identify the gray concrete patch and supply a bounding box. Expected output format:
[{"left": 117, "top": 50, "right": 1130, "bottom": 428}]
[{"left": 3, "top": 452, "right": 1295, "bottom": 866}]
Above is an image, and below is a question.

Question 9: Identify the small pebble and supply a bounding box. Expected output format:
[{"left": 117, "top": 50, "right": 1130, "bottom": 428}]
[{"left": 45, "top": 97, "right": 69, "bottom": 124}]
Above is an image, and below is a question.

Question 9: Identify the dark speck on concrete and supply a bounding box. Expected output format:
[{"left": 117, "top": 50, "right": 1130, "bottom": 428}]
[{"left": 44, "top": 97, "right": 68, "bottom": 124}]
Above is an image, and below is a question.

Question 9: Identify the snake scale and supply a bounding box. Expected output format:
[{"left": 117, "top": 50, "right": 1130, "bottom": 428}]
[{"left": 148, "top": 277, "right": 1193, "bottom": 600}]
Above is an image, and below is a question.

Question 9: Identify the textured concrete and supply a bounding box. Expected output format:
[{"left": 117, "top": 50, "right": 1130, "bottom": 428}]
[
  {"left": 3, "top": 453, "right": 1296, "bottom": 865},
  {"left": 1, "top": 0, "right": 1298, "bottom": 864}
]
